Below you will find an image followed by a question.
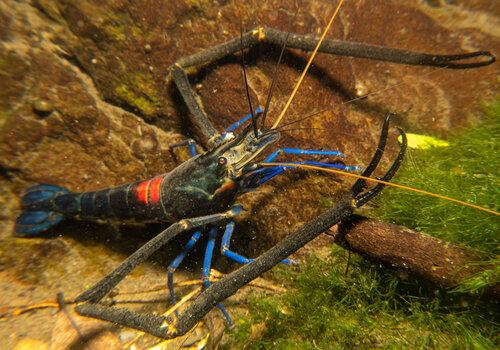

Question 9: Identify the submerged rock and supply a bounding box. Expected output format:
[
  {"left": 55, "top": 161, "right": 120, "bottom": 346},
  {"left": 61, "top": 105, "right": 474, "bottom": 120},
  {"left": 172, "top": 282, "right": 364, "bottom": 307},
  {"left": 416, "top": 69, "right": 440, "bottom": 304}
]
[{"left": 32, "top": 99, "right": 54, "bottom": 116}]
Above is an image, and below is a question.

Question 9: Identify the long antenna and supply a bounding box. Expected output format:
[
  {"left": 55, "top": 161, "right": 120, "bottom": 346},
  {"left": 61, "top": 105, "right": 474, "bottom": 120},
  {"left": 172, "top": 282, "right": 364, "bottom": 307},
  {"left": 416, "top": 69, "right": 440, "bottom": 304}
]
[
  {"left": 271, "top": 0, "right": 346, "bottom": 129},
  {"left": 274, "top": 62, "right": 498, "bottom": 131},
  {"left": 261, "top": 32, "right": 291, "bottom": 130},
  {"left": 262, "top": 162, "right": 499, "bottom": 216},
  {"left": 261, "top": 1, "right": 300, "bottom": 130},
  {"left": 239, "top": 22, "right": 259, "bottom": 137}
]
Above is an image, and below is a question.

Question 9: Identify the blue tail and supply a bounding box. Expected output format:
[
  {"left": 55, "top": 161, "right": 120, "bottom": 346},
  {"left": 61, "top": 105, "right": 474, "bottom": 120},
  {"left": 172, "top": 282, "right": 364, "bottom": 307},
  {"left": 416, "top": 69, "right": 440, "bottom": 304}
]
[{"left": 15, "top": 184, "right": 70, "bottom": 236}]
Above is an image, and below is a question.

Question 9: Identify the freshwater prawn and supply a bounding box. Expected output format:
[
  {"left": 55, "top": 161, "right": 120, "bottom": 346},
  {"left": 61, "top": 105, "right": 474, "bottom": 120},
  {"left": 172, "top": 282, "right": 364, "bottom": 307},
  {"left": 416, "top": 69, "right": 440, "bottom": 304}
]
[{"left": 12, "top": 0, "right": 496, "bottom": 342}]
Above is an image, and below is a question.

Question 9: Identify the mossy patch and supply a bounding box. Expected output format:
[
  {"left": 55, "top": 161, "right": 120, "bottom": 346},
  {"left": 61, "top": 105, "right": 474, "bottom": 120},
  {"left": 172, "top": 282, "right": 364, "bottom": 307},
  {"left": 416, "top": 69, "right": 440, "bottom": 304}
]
[
  {"left": 227, "top": 251, "right": 497, "bottom": 349},
  {"left": 372, "top": 100, "right": 499, "bottom": 253},
  {"left": 372, "top": 99, "right": 499, "bottom": 294},
  {"left": 99, "top": 11, "right": 145, "bottom": 42},
  {"left": 114, "top": 72, "right": 160, "bottom": 116}
]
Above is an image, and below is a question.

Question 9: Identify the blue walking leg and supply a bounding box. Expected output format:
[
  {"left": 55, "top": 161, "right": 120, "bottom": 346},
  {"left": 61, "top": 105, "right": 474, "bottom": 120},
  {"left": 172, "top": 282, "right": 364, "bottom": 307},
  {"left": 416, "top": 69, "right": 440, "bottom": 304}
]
[
  {"left": 263, "top": 147, "right": 359, "bottom": 171},
  {"left": 275, "top": 160, "right": 360, "bottom": 172},
  {"left": 221, "top": 220, "right": 295, "bottom": 265},
  {"left": 169, "top": 139, "right": 198, "bottom": 157},
  {"left": 258, "top": 167, "right": 286, "bottom": 186},
  {"left": 241, "top": 166, "right": 287, "bottom": 188},
  {"left": 224, "top": 107, "right": 263, "bottom": 133},
  {"left": 203, "top": 226, "right": 233, "bottom": 325},
  {"left": 219, "top": 107, "right": 263, "bottom": 142},
  {"left": 167, "top": 230, "right": 202, "bottom": 307},
  {"left": 253, "top": 160, "right": 357, "bottom": 187},
  {"left": 264, "top": 147, "right": 345, "bottom": 162}
]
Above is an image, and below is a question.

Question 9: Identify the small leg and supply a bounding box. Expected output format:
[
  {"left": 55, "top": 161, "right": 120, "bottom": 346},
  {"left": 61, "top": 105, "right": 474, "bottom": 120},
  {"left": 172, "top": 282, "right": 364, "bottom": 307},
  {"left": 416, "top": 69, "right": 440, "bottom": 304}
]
[
  {"left": 167, "top": 230, "right": 202, "bottom": 306},
  {"left": 202, "top": 226, "right": 233, "bottom": 325},
  {"left": 257, "top": 166, "right": 286, "bottom": 186},
  {"left": 223, "top": 107, "right": 263, "bottom": 135},
  {"left": 76, "top": 205, "right": 242, "bottom": 303},
  {"left": 169, "top": 139, "right": 198, "bottom": 158},
  {"left": 264, "top": 147, "right": 345, "bottom": 162},
  {"left": 275, "top": 160, "right": 359, "bottom": 171},
  {"left": 245, "top": 155, "right": 357, "bottom": 189},
  {"left": 263, "top": 147, "right": 359, "bottom": 171},
  {"left": 221, "top": 220, "right": 294, "bottom": 265},
  {"left": 241, "top": 165, "right": 287, "bottom": 187}
]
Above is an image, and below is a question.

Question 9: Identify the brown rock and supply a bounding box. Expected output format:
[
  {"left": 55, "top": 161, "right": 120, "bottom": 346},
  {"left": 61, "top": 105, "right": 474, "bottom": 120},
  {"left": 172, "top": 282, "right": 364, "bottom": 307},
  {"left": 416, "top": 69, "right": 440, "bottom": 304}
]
[{"left": 32, "top": 99, "right": 54, "bottom": 116}]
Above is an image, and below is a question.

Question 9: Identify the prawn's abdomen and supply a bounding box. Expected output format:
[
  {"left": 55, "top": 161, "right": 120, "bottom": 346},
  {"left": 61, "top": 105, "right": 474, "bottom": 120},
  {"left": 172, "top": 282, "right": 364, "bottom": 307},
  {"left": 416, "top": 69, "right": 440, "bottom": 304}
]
[
  {"left": 15, "top": 175, "right": 173, "bottom": 236},
  {"left": 77, "top": 175, "right": 172, "bottom": 221}
]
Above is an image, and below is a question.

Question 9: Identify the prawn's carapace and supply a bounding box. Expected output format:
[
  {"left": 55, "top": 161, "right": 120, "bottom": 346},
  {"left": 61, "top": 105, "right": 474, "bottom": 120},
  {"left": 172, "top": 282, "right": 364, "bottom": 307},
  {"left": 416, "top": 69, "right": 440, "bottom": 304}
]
[{"left": 14, "top": 115, "right": 285, "bottom": 237}]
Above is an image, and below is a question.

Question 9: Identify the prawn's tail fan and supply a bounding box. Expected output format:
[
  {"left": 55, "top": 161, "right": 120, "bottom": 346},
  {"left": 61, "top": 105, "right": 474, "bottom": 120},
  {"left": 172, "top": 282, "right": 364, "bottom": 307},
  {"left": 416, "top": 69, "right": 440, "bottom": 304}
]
[{"left": 15, "top": 184, "right": 77, "bottom": 237}]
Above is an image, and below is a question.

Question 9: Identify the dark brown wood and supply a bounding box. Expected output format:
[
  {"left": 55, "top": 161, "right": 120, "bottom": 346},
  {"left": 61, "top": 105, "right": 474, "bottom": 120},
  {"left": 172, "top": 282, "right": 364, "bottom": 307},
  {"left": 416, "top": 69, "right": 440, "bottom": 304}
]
[{"left": 336, "top": 216, "right": 498, "bottom": 299}]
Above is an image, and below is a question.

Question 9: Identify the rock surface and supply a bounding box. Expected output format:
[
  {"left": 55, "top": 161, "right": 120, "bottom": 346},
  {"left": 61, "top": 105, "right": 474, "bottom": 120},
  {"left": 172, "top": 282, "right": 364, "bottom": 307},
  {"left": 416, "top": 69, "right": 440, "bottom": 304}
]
[{"left": 0, "top": 0, "right": 498, "bottom": 348}]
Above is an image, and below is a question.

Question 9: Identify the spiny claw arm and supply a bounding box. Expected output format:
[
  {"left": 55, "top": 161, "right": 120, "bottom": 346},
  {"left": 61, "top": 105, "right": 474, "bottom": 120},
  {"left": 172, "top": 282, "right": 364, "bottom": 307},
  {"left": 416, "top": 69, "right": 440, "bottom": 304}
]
[
  {"left": 163, "top": 115, "right": 407, "bottom": 337},
  {"left": 350, "top": 113, "right": 392, "bottom": 196},
  {"left": 170, "top": 65, "right": 220, "bottom": 147},
  {"left": 76, "top": 303, "right": 176, "bottom": 339},
  {"left": 263, "top": 27, "right": 495, "bottom": 69},
  {"left": 354, "top": 127, "right": 407, "bottom": 207},
  {"left": 76, "top": 207, "right": 241, "bottom": 303},
  {"left": 168, "top": 27, "right": 494, "bottom": 148}
]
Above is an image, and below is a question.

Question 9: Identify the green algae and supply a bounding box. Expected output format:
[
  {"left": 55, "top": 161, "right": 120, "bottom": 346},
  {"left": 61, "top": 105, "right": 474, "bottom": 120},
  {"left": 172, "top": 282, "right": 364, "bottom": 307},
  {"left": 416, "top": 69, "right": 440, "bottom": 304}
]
[
  {"left": 114, "top": 72, "right": 160, "bottom": 116},
  {"left": 372, "top": 100, "right": 499, "bottom": 295},
  {"left": 372, "top": 100, "right": 499, "bottom": 254},
  {"left": 100, "top": 11, "right": 145, "bottom": 42},
  {"left": 227, "top": 250, "right": 497, "bottom": 349},
  {"left": 102, "top": 16, "right": 127, "bottom": 42}
]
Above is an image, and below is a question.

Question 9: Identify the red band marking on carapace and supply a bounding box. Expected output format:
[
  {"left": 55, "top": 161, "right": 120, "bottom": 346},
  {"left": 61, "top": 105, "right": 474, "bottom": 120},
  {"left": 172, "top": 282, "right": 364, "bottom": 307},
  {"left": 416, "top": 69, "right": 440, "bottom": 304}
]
[
  {"left": 214, "top": 181, "right": 236, "bottom": 196},
  {"left": 135, "top": 180, "right": 151, "bottom": 205},
  {"left": 149, "top": 176, "right": 163, "bottom": 205}
]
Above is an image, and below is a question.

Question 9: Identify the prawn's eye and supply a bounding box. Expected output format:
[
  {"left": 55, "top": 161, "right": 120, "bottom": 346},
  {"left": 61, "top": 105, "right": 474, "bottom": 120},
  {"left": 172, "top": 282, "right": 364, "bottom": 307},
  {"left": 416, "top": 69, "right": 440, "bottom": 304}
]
[{"left": 218, "top": 156, "right": 228, "bottom": 166}]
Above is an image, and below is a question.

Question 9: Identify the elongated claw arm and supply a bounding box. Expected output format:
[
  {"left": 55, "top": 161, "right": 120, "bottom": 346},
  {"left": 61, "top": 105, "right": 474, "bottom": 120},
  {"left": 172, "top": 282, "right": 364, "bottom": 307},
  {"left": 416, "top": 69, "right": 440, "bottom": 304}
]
[
  {"left": 76, "top": 303, "right": 176, "bottom": 339},
  {"left": 75, "top": 116, "right": 406, "bottom": 340},
  {"left": 169, "top": 27, "right": 494, "bottom": 149},
  {"left": 161, "top": 115, "right": 407, "bottom": 338},
  {"left": 76, "top": 206, "right": 242, "bottom": 304}
]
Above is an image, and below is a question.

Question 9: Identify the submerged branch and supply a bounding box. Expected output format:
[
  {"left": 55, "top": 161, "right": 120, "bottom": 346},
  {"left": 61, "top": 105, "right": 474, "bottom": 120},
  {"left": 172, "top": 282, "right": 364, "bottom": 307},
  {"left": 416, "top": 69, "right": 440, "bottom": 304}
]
[{"left": 334, "top": 216, "right": 499, "bottom": 300}]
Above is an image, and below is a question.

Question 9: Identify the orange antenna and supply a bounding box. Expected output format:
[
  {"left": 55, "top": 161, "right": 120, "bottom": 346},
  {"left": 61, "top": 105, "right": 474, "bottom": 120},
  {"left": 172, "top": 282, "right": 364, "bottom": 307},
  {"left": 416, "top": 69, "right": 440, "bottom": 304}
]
[
  {"left": 262, "top": 162, "right": 499, "bottom": 216},
  {"left": 271, "top": 0, "right": 345, "bottom": 129}
]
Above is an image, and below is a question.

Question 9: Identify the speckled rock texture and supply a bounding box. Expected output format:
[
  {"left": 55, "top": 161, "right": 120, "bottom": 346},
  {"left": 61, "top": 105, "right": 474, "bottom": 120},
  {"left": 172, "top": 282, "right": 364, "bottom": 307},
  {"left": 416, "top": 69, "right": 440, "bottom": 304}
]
[{"left": 0, "top": 0, "right": 498, "bottom": 348}]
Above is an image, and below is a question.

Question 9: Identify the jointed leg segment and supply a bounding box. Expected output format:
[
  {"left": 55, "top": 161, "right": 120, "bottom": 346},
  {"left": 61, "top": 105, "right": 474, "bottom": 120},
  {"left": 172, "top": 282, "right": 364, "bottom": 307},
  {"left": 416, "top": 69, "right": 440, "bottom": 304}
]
[
  {"left": 202, "top": 226, "right": 233, "bottom": 325},
  {"left": 169, "top": 27, "right": 494, "bottom": 148},
  {"left": 221, "top": 220, "right": 294, "bottom": 265},
  {"left": 76, "top": 115, "right": 407, "bottom": 339},
  {"left": 167, "top": 230, "right": 202, "bottom": 306}
]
